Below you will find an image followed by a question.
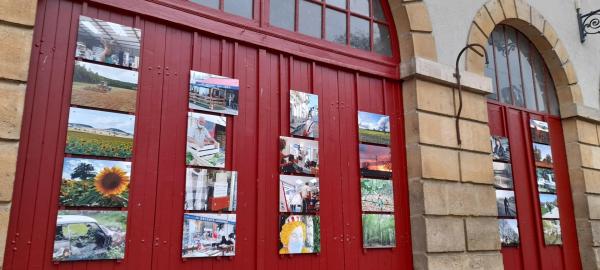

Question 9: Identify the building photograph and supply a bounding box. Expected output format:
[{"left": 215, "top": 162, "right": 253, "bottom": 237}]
[{"left": 0, "top": 0, "right": 599, "bottom": 269}]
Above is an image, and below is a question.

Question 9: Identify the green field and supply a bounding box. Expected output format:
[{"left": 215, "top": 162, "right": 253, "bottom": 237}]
[
  {"left": 359, "top": 129, "right": 390, "bottom": 145},
  {"left": 66, "top": 130, "right": 133, "bottom": 158}
]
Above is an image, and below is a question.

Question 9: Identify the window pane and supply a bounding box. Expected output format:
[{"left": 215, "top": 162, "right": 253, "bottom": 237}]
[
  {"left": 350, "top": 16, "right": 370, "bottom": 51},
  {"left": 373, "top": 0, "right": 386, "bottom": 21},
  {"left": 373, "top": 23, "right": 391, "bottom": 56},
  {"left": 547, "top": 80, "right": 560, "bottom": 115},
  {"left": 270, "top": 0, "right": 295, "bottom": 31},
  {"left": 190, "top": 0, "right": 218, "bottom": 9},
  {"left": 505, "top": 27, "right": 524, "bottom": 107},
  {"left": 485, "top": 37, "right": 498, "bottom": 100},
  {"left": 328, "top": 0, "right": 346, "bottom": 8},
  {"left": 326, "top": 8, "right": 347, "bottom": 45},
  {"left": 350, "top": 0, "right": 369, "bottom": 16},
  {"left": 299, "top": 0, "right": 322, "bottom": 38},
  {"left": 516, "top": 33, "right": 536, "bottom": 110},
  {"left": 224, "top": 0, "right": 253, "bottom": 19},
  {"left": 532, "top": 51, "right": 547, "bottom": 112},
  {"left": 492, "top": 28, "right": 512, "bottom": 104}
]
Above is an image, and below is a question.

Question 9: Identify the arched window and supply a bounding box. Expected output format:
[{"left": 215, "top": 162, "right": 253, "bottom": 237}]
[{"left": 485, "top": 25, "right": 559, "bottom": 115}]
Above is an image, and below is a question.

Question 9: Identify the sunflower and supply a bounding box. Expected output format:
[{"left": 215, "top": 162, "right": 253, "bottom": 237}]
[{"left": 94, "top": 166, "right": 130, "bottom": 197}]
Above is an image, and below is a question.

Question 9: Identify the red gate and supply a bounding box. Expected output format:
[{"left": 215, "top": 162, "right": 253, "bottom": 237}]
[{"left": 3, "top": 0, "right": 411, "bottom": 269}]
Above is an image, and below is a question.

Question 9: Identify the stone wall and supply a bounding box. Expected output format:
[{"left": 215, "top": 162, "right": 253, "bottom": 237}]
[
  {"left": 0, "top": 0, "right": 36, "bottom": 268},
  {"left": 401, "top": 57, "right": 503, "bottom": 270}
]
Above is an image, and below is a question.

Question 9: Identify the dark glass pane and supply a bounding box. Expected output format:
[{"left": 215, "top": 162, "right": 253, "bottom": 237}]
[
  {"left": 547, "top": 79, "right": 560, "bottom": 115},
  {"left": 532, "top": 51, "right": 547, "bottom": 112},
  {"left": 299, "top": 0, "right": 322, "bottom": 38},
  {"left": 270, "top": 0, "right": 295, "bottom": 31},
  {"left": 190, "top": 0, "right": 219, "bottom": 9},
  {"left": 224, "top": 0, "right": 253, "bottom": 19},
  {"left": 516, "top": 32, "right": 536, "bottom": 110},
  {"left": 505, "top": 27, "right": 524, "bottom": 107},
  {"left": 350, "top": 16, "right": 370, "bottom": 51},
  {"left": 373, "top": 23, "right": 391, "bottom": 56},
  {"left": 492, "top": 28, "right": 511, "bottom": 105},
  {"left": 484, "top": 37, "right": 498, "bottom": 100},
  {"left": 326, "top": 8, "right": 347, "bottom": 45},
  {"left": 373, "top": 0, "right": 386, "bottom": 21},
  {"left": 350, "top": 0, "right": 369, "bottom": 16},
  {"left": 328, "top": 0, "right": 346, "bottom": 8}
]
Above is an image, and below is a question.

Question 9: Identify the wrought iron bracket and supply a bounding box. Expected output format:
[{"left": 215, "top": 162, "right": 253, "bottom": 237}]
[{"left": 578, "top": 7, "right": 600, "bottom": 43}]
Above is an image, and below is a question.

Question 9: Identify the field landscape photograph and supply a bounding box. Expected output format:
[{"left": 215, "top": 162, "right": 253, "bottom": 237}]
[
  {"left": 66, "top": 107, "right": 135, "bottom": 159},
  {"left": 71, "top": 61, "right": 138, "bottom": 113},
  {"left": 358, "top": 111, "right": 390, "bottom": 145},
  {"left": 60, "top": 157, "right": 131, "bottom": 207}
]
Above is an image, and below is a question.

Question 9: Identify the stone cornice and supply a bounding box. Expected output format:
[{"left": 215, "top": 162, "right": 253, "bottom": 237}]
[{"left": 400, "top": 57, "right": 493, "bottom": 95}]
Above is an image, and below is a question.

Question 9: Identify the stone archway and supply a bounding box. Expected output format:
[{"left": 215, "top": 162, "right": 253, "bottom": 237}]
[{"left": 464, "top": 1, "right": 600, "bottom": 269}]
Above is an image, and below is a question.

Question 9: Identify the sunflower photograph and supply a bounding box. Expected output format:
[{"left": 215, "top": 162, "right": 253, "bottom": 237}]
[{"left": 59, "top": 157, "right": 131, "bottom": 207}]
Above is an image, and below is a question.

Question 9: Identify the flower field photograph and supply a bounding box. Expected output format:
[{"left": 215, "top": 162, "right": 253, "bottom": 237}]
[
  {"left": 65, "top": 107, "right": 135, "bottom": 159},
  {"left": 59, "top": 157, "right": 131, "bottom": 207}
]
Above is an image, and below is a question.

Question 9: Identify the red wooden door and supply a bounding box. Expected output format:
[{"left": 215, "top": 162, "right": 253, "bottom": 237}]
[
  {"left": 488, "top": 102, "right": 581, "bottom": 270},
  {"left": 2, "top": 0, "right": 412, "bottom": 269}
]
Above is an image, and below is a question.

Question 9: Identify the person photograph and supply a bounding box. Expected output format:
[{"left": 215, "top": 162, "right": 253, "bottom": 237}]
[
  {"left": 278, "top": 214, "right": 320, "bottom": 254},
  {"left": 279, "top": 136, "right": 319, "bottom": 175},
  {"left": 496, "top": 190, "right": 517, "bottom": 217},
  {"left": 289, "top": 90, "right": 319, "bottom": 139},
  {"left": 181, "top": 213, "right": 236, "bottom": 258},
  {"left": 75, "top": 16, "right": 141, "bottom": 69},
  {"left": 540, "top": 194, "right": 560, "bottom": 219},
  {"left": 279, "top": 175, "right": 319, "bottom": 213},
  {"left": 189, "top": 71, "right": 240, "bottom": 115},
  {"left": 184, "top": 168, "right": 237, "bottom": 212},
  {"left": 186, "top": 112, "right": 227, "bottom": 168},
  {"left": 491, "top": 136, "right": 510, "bottom": 162}
]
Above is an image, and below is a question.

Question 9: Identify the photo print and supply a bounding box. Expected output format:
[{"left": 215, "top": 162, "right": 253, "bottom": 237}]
[
  {"left": 279, "top": 136, "right": 319, "bottom": 175},
  {"left": 542, "top": 219, "right": 562, "bottom": 245},
  {"left": 189, "top": 71, "right": 240, "bottom": 115},
  {"left": 71, "top": 61, "right": 138, "bottom": 113},
  {"left": 533, "top": 143, "right": 553, "bottom": 167},
  {"left": 76, "top": 16, "right": 141, "bottom": 69},
  {"left": 185, "top": 168, "right": 238, "bottom": 212},
  {"left": 491, "top": 136, "right": 510, "bottom": 162},
  {"left": 186, "top": 112, "right": 227, "bottom": 168},
  {"left": 66, "top": 107, "right": 135, "bottom": 159},
  {"left": 530, "top": 119, "right": 550, "bottom": 144},
  {"left": 493, "top": 162, "right": 514, "bottom": 189},
  {"left": 278, "top": 214, "right": 320, "bottom": 254},
  {"left": 537, "top": 168, "right": 557, "bottom": 193},
  {"left": 358, "top": 111, "right": 390, "bottom": 145},
  {"left": 360, "top": 178, "right": 394, "bottom": 212},
  {"left": 279, "top": 175, "right": 320, "bottom": 213},
  {"left": 182, "top": 213, "right": 236, "bottom": 258},
  {"left": 290, "top": 90, "right": 319, "bottom": 138},
  {"left": 359, "top": 144, "right": 392, "bottom": 179},
  {"left": 496, "top": 190, "right": 517, "bottom": 217},
  {"left": 540, "top": 194, "right": 560, "bottom": 219},
  {"left": 53, "top": 210, "right": 127, "bottom": 261},
  {"left": 362, "top": 214, "right": 396, "bottom": 248},
  {"left": 60, "top": 157, "right": 131, "bottom": 207},
  {"left": 498, "top": 218, "right": 520, "bottom": 246}
]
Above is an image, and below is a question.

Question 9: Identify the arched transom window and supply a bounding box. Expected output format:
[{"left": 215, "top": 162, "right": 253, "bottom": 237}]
[{"left": 485, "top": 25, "right": 559, "bottom": 115}]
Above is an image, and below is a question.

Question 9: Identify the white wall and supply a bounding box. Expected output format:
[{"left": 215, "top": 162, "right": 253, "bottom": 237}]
[{"left": 424, "top": 0, "right": 600, "bottom": 110}]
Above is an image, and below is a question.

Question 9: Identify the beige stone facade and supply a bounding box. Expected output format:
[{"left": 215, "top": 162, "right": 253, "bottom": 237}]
[{"left": 0, "top": 0, "right": 36, "bottom": 268}]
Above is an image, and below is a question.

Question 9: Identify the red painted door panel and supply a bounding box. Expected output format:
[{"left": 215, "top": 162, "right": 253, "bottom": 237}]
[
  {"left": 2, "top": 1, "right": 412, "bottom": 269},
  {"left": 488, "top": 102, "right": 581, "bottom": 270}
]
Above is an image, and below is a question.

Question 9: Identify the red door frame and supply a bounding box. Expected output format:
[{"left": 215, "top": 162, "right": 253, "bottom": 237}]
[
  {"left": 2, "top": 0, "right": 412, "bottom": 269},
  {"left": 488, "top": 101, "right": 581, "bottom": 270}
]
